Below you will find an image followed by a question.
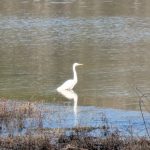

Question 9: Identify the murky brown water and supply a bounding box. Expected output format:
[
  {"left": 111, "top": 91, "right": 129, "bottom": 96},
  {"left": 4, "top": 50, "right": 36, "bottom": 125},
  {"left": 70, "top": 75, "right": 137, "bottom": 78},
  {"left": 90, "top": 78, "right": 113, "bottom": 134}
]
[{"left": 0, "top": 0, "right": 150, "bottom": 110}]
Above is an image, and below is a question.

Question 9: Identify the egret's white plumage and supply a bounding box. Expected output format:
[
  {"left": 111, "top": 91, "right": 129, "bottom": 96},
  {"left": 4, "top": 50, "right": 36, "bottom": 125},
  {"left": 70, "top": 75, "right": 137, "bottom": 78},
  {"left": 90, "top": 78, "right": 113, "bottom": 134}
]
[{"left": 57, "top": 63, "right": 83, "bottom": 91}]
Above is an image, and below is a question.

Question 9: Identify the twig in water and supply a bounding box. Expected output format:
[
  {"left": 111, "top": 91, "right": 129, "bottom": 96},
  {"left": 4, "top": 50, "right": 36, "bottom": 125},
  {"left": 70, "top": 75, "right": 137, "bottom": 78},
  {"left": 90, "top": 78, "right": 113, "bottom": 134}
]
[{"left": 135, "top": 87, "right": 150, "bottom": 138}]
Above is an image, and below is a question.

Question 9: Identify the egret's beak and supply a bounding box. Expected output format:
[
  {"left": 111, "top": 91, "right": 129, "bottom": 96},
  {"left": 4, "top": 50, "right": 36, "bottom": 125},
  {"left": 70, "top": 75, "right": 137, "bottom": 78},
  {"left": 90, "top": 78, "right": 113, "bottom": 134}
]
[{"left": 78, "top": 64, "right": 83, "bottom": 66}]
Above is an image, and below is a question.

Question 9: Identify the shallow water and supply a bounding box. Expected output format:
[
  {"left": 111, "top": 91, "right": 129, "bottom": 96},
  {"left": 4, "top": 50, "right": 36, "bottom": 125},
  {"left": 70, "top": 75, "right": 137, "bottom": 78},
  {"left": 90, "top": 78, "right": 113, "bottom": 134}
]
[
  {"left": 0, "top": 0, "right": 150, "bottom": 135},
  {"left": 1, "top": 102, "right": 150, "bottom": 137}
]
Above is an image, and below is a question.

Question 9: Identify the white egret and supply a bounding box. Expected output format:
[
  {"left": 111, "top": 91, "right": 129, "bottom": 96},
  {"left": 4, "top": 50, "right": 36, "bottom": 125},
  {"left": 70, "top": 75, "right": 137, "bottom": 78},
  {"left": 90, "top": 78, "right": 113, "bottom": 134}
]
[{"left": 57, "top": 63, "right": 83, "bottom": 91}]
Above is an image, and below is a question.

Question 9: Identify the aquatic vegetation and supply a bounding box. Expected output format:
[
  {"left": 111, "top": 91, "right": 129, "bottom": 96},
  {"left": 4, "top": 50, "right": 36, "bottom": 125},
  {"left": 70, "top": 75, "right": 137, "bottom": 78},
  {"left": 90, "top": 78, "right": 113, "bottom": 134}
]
[
  {"left": 0, "top": 99, "right": 41, "bottom": 136},
  {"left": 0, "top": 98, "right": 150, "bottom": 149}
]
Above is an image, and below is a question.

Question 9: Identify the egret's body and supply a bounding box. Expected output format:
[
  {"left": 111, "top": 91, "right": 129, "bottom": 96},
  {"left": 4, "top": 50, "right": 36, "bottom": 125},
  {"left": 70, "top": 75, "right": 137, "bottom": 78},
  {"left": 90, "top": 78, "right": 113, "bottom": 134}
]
[{"left": 57, "top": 63, "right": 83, "bottom": 91}]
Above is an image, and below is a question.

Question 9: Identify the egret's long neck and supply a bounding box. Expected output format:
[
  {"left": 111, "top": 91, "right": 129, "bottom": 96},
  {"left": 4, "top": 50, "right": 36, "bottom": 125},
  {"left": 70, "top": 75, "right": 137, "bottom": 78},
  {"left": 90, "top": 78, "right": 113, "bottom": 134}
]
[{"left": 73, "top": 65, "right": 77, "bottom": 83}]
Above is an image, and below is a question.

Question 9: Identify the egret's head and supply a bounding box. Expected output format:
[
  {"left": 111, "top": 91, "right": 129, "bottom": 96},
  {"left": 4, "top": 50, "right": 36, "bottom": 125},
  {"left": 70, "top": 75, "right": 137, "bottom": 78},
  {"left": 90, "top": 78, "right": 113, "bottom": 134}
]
[{"left": 73, "top": 63, "right": 83, "bottom": 67}]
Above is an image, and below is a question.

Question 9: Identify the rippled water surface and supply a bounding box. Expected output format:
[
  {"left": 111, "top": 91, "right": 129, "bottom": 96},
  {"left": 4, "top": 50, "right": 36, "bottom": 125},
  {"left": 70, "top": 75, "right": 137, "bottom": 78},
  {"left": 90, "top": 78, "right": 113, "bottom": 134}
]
[{"left": 1, "top": 0, "right": 150, "bottom": 111}]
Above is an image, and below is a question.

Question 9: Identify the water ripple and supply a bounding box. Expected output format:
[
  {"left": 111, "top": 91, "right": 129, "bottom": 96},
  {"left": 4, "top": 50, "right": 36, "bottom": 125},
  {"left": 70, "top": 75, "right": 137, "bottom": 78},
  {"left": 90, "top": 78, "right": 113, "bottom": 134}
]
[{"left": 0, "top": 17, "right": 150, "bottom": 45}]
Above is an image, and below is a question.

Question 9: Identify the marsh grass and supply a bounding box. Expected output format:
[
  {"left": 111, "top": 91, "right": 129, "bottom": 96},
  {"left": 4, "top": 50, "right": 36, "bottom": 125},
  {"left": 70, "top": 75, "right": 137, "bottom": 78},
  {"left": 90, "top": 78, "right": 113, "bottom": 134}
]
[
  {"left": 0, "top": 130, "right": 150, "bottom": 150},
  {"left": 0, "top": 98, "right": 42, "bottom": 136},
  {"left": 0, "top": 98, "right": 150, "bottom": 149},
  {"left": 58, "top": 133, "right": 150, "bottom": 150}
]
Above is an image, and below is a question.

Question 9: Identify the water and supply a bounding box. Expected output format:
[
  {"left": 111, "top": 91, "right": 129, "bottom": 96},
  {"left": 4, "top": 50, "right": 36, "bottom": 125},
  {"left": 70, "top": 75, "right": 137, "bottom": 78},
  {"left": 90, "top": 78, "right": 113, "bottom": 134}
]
[
  {"left": 0, "top": 100, "right": 150, "bottom": 137},
  {"left": 0, "top": 0, "right": 150, "bottom": 136}
]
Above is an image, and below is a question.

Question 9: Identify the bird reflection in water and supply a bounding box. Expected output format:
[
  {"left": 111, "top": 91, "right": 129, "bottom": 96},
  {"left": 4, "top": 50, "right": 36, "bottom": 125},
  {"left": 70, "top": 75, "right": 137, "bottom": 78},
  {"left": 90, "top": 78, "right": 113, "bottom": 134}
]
[{"left": 57, "top": 89, "right": 78, "bottom": 126}]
